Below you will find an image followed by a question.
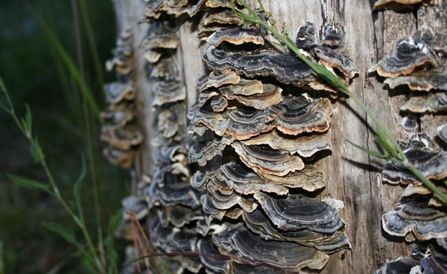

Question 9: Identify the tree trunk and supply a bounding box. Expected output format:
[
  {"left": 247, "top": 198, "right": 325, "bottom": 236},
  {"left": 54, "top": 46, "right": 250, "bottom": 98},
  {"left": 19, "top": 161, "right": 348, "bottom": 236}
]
[{"left": 107, "top": 0, "right": 447, "bottom": 273}]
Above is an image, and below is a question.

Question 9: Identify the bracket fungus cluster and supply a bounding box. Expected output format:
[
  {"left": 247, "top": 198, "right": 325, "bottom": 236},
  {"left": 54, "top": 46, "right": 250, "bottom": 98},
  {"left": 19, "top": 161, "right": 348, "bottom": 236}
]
[
  {"left": 369, "top": 29, "right": 447, "bottom": 116},
  {"left": 101, "top": 30, "right": 143, "bottom": 168},
  {"left": 370, "top": 9, "right": 447, "bottom": 270},
  {"left": 109, "top": 1, "right": 360, "bottom": 273},
  {"left": 186, "top": 5, "right": 356, "bottom": 272}
]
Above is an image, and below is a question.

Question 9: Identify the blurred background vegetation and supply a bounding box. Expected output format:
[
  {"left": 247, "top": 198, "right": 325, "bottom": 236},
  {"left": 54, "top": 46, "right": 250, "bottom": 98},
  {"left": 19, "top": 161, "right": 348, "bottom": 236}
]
[{"left": 0, "top": 0, "right": 127, "bottom": 272}]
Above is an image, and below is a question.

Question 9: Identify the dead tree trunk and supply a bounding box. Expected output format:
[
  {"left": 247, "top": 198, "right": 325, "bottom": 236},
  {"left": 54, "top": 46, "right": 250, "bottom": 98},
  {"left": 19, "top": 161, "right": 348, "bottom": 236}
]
[{"left": 107, "top": 0, "right": 447, "bottom": 273}]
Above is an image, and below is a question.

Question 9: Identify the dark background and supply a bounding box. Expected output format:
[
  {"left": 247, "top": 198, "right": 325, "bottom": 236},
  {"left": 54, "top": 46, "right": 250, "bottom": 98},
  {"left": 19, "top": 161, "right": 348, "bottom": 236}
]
[{"left": 0, "top": 0, "right": 127, "bottom": 272}]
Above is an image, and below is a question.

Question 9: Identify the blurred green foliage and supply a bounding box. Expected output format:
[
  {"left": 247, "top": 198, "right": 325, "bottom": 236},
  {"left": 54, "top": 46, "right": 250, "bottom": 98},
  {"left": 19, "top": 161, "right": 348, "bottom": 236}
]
[{"left": 0, "top": 0, "right": 127, "bottom": 272}]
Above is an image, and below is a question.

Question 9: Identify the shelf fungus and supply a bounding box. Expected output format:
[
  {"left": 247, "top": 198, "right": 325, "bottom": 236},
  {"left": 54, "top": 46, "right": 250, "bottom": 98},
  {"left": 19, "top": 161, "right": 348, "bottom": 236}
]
[
  {"left": 100, "top": 125, "right": 143, "bottom": 151},
  {"left": 382, "top": 199, "right": 447, "bottom": 241},
  {"left": 213, "top": 224, "right": 330, "bottom": 272},
  {"left": 101, "top": 29, "right": 142, "bottom": 168},
  {"left": 144, "top": 0, "right": 192, "bottom": 19},
  {"left": 254, "top": 192, "right": 346, "bottom": 234},
  {"left": 373, "top": 0, "right": 440, "bottom": 10},
  {"left": 371, "top": 29, "right": 447, "bottom": 118},
  {"left": 105, "top": 29, "right": 133, "bottom": 76},
  {"left": 182, "top": 17, "right": 354, "bottom": 272},
  {"left": 243, "top": 208, "right": 350, "bottom": 253},
  {"left": 142, "top": 25, "right": 180, "bottom": 63},
  {"left": 104, "top": 82, "right": 136, "bottom": 104},
  {"left": 401, "top": 92, "right": 447, "bottom": 113},
  {"left": 231, "top": 141, "right": 305, "bottom": 176},
  {"left": 203, "top": 45, "right": 319, "bottom": 87},
  {"left": 207, "top": 27, "right": 264, "bottom": 47},
  {"left": 382, "top": 136, "right": 447, "bottom": 185},
  {"left": 189, "top": 95, "right": 333, "bottom": 139},
  {"left": 369, "top": 37, "right": 439, "bottom": 79}
]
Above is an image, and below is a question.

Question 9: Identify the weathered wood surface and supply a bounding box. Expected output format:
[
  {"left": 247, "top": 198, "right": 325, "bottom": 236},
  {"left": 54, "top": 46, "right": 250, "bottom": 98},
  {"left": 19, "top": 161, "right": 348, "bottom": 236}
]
[{"left": 112, "top": 0, "right": 446, "bottom": 272}]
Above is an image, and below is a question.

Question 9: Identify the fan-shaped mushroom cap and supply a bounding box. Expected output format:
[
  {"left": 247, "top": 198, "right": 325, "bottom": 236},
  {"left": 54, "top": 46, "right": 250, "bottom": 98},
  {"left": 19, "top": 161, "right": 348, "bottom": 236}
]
[
  {"left": 257, "top": 165, "right": 327, "bottom": 192},
  {"left": 218, "top": 162, "right": 289, "bottom": 195},
  {"left": 296, "top": 22, "right": 316, "bottom": 50},
  {"left": 382, "top": 200, "right": 447, "bottom": 241},
  {"left": 369, "top": 37, "right": 438, "bottom": 78},
  {"left": 373, "top": 0, "right": 439, "bottom": 10},
  {"left": 100, "top": 102, "right": 134, "bottom": 129},
  {"left": 375, "top": 253, "right": 422, "bottom": 274},
  {"left": 144, "top": 0, "right": 191, "bottom": 19},
  {"left": 188, "top": 137, "right": 226, "bottom": 166},
  {"left": 202, "top": 46, "right": 317, "bottom": 86},
  {"left": 401, "top": 92, "right": 447, "bottom": 113},
  {"left": 151, "top": 79, "right": 186, "bottom": 107},
  {"left": 207, "top": 27, "right": 264, "bottom": 46},
  {"left": 243, "top": 208, "right": 350, "bottom": 253},
  {"left": 196, "top": 70, "right": 240, "bottom": 92},
  {"left": 241, "top": 130, "right": 331, "bottom": 157},
  {"left": 384, "top": 70, "right": 447, "bottom": 91},
  {"left": 254, "top": 193, "right": 345, "bottom": 233},
  {"left": 100, "top": 124, "right": 143, "bottom": 150},
  {"left": 163, "top": 205, "right": 199, "bottom": 227},
  {"left": 231, "top": 141, "right": 305, "bottom": 176},
  {"left": 213, "top": 225, "right": 330, "bottom": 272},
  {"left": 197, "top": 237, "right": 230, "bottom": 273},
  {"left": 271, "top": 96, "right": 333, "bottom": 135},
  {"left": 219, "top": 78, "right": 264, "bottom": 96},
  {"left": 315, "top": 46, "right": 359, "bottom": 80},
  {"left": 102, "top": 146, "right": 134, "bottom": 168},
  {"left": 104, "top": 82, "right": 136, "bottom": 104},
  {"left": 220, "top": 83, "right": 283, "bottom": 109},
  {"left": 321, "top": 23, "right": 345, "bottom": 47},
  {"left": 383, "top": 148, "right": 447, "bottom": 185}
]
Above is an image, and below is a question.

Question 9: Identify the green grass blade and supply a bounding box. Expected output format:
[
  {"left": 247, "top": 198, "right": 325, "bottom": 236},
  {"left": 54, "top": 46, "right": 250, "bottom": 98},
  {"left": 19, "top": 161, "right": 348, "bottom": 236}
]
[
  {"left": 345, "top": 139, "right": 389, "bottom": 159},
  {"left": 73, "top": 156, "right": 87, "bottom": 202},
  {"left": 7, "top": 174, "right": 51, "bottom": 193},
  {"left": 79, "top": 0, "right": 105, "bottom": 92},
  {"left": 43, "top": 222, "right": 77, "bottom": 244},
  {"left": 24, "top": 3, "right": 101, "bottom": 117}
]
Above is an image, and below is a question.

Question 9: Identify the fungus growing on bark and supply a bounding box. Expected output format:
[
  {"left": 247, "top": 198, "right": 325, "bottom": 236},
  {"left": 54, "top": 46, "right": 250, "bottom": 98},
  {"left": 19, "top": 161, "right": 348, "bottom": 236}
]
[
  {"left": 100, "top": 125, "right": 143, "bottom": 151},
  {"left": 383, "top": 136, "right": 447, "bottom": 184},
  {"left": 102, "top": 146, "right": 134, "bottom": 168},
  {"left": 104, "top": 82, "right": 136, "bottom": 104},
  {"left": 401, "top": 92, "right": 447, "bottom": 113},
  {"left": 368, "top": 37, "right": 438, "bottom": 78},
  {"left": 217, "top": 162, "right": 289, "bottom": 195},
  {"left": 219, "top": 83, "right": 283, "bottom": 109},
  {"left": 254, "top": 192, "right": 345, "bottom": 234},
  {"left": 188, "top": 137, "right": 227, "bottom": 166},
  {"left": 196, "top": 70, "right": 241, "bottom": 92},
  {"left": 213, "top": 225, "right": 330, "bottom": 272},
  {"left": 384, "top": 70, "right": 447, "bottom": 91},
  {"left": 243, "top": 208, "right": 350, "bottom": 252},
  {"left": 373, "top": 0, "right": 439, "bottom": 10},
  {"left": 207, "top": 27, "right": 264, "bottom": 46},
  {"left": 241, "top": 131, "right": 331, "bottom": 157},
  {"left": 100, "top": 102, "right": 134, "bottom": 129},
  {"left": 202, "top": 45, "right": 318, "bottom": 86},
  {"left": 231, "top": 141, "right": 305, "bottom": 176},
  {"left": 382, "top": 199, "right": 447, "bottom": 241},
  {"left": 296, "top": 22, "right": 317, "bottom": 49},
  {"left": 142, "top": 25, "right": 180, "bottom": 63}
]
